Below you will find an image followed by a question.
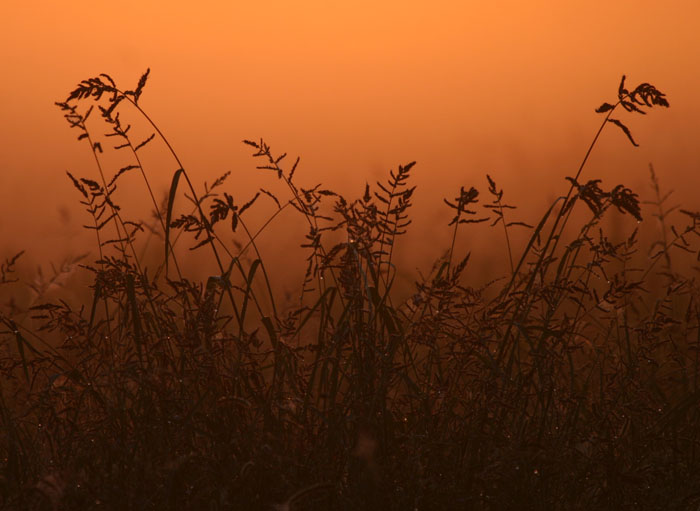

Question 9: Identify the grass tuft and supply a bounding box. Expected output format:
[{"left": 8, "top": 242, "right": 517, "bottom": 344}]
[{"left": 2, "top": 72, "right": 698, "bottom": 510}]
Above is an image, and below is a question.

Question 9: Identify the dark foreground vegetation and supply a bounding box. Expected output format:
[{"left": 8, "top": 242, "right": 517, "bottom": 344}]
[{"left": 2, "top": 72, "right": 699, "bottom": 510}]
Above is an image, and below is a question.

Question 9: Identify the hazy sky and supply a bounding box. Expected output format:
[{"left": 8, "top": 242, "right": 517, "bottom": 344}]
[{"left": 1, "top": 0, "right": 698, "bottom": 279}]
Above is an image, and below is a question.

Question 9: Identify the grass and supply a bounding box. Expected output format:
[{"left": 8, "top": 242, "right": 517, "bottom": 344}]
[{"left": 1, "top": 71, "right": 699, "bottom": 510}]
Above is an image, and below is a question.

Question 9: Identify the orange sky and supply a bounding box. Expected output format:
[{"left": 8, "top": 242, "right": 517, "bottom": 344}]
[{"left": 1, "top": 1, "right": 699, "bottom": 283}]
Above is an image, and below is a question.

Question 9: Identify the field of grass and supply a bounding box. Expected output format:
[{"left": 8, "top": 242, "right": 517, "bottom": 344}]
[{"left": 2, "top": 71, "right": 699, "bottom": 510}]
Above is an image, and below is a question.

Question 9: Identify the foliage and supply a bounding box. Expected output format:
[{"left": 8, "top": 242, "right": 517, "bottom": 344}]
[{"left": 2, "top": 71, "right": 698, "bottom": 510}]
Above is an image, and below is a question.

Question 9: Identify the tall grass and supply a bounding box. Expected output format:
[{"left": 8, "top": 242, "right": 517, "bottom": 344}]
[{"left": 2, "top": 71, "right": 699, "bottom": 510}]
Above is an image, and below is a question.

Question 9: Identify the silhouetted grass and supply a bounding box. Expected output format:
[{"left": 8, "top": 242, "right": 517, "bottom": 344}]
[{"left": 2, "top": 71, "right": 699, "bottom": 510}]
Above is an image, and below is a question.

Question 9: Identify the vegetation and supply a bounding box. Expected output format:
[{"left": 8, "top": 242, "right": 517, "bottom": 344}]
[{"left": 2, "top": 71, "right": 699, "bottom": 510}]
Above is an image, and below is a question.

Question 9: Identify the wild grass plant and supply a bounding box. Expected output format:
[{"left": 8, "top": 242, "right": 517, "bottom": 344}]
[{"left": 1, "top": 71, "right": 699, "bottom": 510}]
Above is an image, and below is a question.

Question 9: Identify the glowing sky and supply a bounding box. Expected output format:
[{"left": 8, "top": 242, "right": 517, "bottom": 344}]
[{"left": 1, "top": 1, "right": 698, "bottom": 277}]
